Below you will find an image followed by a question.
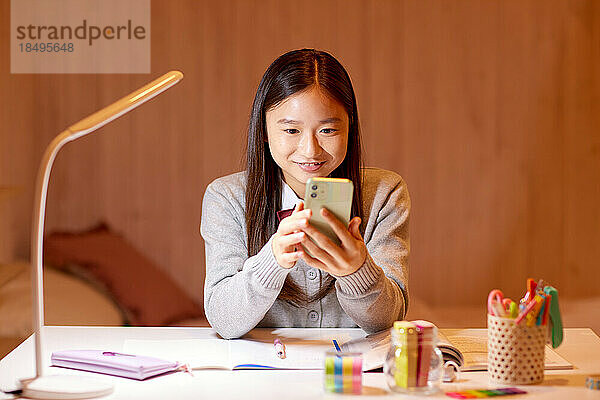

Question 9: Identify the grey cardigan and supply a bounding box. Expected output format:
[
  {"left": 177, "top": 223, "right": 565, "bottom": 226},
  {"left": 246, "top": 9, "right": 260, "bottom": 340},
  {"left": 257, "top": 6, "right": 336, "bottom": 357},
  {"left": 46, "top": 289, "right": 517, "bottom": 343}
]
[{"left": 200, "top": 167, "right": 410, "bottom": 339}]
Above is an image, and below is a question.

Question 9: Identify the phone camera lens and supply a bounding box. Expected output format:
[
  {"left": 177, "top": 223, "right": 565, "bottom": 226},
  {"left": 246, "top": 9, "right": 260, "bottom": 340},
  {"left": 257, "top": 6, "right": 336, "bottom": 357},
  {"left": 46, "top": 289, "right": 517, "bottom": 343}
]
[
  {"left": 310, "top": 193, "right": 317, "bottom": 198},
  {"left": 312, "top": 185, "right": 318, "bottom": 190}
]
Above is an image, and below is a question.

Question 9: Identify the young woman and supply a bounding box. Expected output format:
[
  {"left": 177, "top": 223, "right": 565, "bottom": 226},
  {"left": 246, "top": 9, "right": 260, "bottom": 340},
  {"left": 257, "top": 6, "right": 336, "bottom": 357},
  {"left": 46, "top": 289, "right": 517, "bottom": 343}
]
[{"left": 201, "top": 49, "right": 410, "bottom": 339}]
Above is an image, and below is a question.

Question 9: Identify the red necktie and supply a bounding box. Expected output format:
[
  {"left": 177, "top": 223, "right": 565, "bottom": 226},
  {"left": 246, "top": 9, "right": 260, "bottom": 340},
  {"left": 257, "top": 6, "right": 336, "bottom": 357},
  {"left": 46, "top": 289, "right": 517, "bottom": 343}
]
[{"left": 277, "top": 208, "right": 294, "bottom": 222}]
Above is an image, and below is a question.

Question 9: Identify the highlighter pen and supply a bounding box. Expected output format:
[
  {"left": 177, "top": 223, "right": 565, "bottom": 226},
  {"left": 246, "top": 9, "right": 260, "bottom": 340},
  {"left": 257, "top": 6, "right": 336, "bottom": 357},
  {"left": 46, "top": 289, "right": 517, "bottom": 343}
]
[
  {"left": 274, "top": 339, "right": 286, "bottom": 359},
  {"left": 508, "top": 301, "right": 519, "bottom": 318}
]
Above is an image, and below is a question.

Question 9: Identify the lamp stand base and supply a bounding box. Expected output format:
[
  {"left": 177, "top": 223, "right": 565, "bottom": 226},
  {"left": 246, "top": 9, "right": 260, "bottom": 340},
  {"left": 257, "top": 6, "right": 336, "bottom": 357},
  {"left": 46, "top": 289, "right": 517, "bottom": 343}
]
[{"left": 20, "top": 375, "right": 113, "bottom": 399}]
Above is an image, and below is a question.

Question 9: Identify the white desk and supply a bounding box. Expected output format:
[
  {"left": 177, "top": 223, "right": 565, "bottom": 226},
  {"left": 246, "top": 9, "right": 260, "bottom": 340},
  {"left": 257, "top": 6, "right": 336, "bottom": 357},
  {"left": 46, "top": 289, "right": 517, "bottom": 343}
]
[{"left": 1, "top": 327, "right": 599, "bottom": 399}]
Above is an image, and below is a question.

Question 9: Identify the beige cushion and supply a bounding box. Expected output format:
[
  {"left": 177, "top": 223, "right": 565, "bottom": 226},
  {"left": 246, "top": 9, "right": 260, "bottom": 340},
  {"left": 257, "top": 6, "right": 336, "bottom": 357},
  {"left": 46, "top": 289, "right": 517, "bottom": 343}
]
[
  {"left": 44, "top": 224, "right": 205, "bottom": 326},
  {"left": 0, "top": 261, "right": 125, "bottom": 337}
]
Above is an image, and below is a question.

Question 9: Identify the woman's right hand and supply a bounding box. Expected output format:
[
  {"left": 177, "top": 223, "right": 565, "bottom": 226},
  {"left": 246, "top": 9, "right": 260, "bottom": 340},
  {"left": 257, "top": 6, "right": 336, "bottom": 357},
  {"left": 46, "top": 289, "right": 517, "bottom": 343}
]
[{"left": 272, "top": 202, "right": 312, "bottom": 269}]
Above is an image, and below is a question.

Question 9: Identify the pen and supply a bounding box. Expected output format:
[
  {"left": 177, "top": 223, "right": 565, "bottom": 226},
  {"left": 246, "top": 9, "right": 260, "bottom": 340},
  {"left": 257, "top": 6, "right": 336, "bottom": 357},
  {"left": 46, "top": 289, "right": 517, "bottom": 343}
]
[
  {"left": 274, "top": 339, "right": 286, "bottom": 359},
  {"left": 332, "top": 339, "right": 341, "bottom": 352}
]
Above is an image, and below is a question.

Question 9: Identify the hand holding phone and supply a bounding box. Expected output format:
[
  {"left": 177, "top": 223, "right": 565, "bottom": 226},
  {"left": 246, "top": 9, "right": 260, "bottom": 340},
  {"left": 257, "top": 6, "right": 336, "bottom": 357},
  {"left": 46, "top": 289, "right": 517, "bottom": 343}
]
[
  {"left": 300, "top": 178, "right": 366, "bottom": 276},
  {"left": 271, "top": 203, "right": 311, "bottom": 269}
]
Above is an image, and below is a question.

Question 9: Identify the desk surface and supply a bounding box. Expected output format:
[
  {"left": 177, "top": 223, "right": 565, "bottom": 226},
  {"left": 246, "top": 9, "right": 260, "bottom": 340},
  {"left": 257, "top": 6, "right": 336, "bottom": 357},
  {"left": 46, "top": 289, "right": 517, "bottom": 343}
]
[{"left": 1, "top": 327, "right": 599, "bottom": 399}]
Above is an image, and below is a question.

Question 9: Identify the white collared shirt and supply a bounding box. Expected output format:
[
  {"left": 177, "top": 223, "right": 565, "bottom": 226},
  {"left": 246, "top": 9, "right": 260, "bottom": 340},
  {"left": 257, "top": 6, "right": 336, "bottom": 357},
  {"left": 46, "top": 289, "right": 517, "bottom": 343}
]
[{"left": 281, "top": 180, "right": 303, "bottom": 211}]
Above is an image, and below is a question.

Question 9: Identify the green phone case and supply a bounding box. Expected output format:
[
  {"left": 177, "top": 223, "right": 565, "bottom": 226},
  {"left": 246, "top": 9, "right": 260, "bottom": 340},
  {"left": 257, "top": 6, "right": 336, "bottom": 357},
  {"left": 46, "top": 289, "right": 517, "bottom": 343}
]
[{"left": 304, "top": 177, "right": 353, "bottom": 246}]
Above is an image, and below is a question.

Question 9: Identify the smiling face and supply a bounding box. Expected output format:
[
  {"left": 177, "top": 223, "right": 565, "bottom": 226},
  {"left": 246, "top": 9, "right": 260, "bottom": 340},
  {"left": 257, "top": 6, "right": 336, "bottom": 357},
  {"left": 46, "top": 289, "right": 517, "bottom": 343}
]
[{"left": 265, "top": 86, "right": 349, "bottom": 198}]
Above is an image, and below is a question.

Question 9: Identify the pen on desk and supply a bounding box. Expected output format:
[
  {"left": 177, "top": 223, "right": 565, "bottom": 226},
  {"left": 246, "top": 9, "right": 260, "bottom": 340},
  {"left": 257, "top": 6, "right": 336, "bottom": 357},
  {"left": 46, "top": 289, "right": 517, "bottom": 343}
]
[
  {"left": 332, "top": 339, "right": 341, "bottom": 352},
  {"left": 274, "top": 339, "right": 286, "bottom": 359}
]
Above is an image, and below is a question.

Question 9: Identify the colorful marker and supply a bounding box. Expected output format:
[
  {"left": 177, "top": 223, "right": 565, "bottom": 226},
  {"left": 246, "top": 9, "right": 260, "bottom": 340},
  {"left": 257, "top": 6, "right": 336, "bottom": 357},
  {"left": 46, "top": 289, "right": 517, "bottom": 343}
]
[{"left": 393, "top": 321, "right": 418, "bottom": 388}]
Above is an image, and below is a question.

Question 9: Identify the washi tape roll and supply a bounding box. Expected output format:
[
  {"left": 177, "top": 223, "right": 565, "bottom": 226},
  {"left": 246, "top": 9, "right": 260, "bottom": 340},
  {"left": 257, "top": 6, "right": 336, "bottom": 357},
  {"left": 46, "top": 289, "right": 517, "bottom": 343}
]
[
  {"left": 334, "top": 354, "right": 343, "bottom": 391},
  {"left": 323, "top": 352, "right": 362, "bottom": 394},
  {"left": 342, "top": 356, "right": 353, "bottom": 392},
  {"left": 352, "top": 356, "right": 362, "bottom": 393},
  {"left": 324, "top": 356, "right": 335, "bottom": 392},
  {"left": 585, "top": 375, "right": 600, "bottom": 390}
]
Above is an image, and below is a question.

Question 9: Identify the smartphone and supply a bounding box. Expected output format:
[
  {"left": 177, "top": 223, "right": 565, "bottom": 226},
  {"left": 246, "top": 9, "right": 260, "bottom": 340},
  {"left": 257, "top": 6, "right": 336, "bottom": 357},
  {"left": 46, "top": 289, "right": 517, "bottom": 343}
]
[{"left": 303, "top": 177, "right": 354, "bottom": 246}]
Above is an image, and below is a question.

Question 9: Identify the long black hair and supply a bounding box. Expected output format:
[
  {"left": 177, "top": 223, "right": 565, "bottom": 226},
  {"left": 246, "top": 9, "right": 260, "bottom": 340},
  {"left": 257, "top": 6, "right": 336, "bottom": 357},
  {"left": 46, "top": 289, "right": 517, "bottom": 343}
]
[{"left": 245, "top": 48, "right": 364, "bottom": 305}]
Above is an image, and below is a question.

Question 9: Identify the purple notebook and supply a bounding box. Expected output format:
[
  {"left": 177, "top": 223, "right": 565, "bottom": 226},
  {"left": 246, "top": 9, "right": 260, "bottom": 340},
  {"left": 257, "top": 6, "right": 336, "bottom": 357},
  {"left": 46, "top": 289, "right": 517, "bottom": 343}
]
[{"left": 51, "top": 350, "right": 181, "bottom": 380}]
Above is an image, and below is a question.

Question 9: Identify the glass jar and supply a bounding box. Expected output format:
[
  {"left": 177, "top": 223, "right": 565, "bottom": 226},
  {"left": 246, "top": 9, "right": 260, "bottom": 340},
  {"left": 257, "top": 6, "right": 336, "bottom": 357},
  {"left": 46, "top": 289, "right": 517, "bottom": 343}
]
[{"left": 383, "top": 321, "right": 444, "bottom": 395}]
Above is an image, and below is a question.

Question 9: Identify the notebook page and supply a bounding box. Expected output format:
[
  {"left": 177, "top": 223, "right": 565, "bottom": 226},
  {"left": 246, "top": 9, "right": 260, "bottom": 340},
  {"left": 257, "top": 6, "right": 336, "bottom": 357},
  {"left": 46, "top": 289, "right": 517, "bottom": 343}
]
[
  {"left": 123, "top": 339, "right": 231, "bottom": 370},
  {"left": 229, "top": 339, "right": 324, "bottom": 369},
  {"left": 230, "top": 330, "right": 355, "bottom": 369}
]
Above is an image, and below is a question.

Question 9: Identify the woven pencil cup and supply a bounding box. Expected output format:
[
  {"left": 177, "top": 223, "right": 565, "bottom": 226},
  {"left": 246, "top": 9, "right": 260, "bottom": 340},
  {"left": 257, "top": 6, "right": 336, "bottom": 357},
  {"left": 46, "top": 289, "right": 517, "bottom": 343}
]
[{"left": 487, "top": 314, "right": 546, "bottom": 384}]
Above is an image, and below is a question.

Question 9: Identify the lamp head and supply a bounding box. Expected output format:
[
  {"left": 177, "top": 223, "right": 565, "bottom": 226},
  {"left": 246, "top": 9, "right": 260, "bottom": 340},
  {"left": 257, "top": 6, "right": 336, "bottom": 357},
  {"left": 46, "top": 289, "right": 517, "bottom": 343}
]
[{"left": 67, "top": 70, "right": 183, "bottom": 140}]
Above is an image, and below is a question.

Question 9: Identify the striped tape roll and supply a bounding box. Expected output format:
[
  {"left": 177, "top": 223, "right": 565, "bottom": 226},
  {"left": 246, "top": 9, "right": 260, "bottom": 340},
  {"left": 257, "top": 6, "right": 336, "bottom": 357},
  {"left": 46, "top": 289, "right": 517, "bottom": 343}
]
[
  {"left": 324, "top": 352, "right": 362, "bottom": 394},
  {"left": 585, "top": 375, "right": 600, "bottom": 390}
]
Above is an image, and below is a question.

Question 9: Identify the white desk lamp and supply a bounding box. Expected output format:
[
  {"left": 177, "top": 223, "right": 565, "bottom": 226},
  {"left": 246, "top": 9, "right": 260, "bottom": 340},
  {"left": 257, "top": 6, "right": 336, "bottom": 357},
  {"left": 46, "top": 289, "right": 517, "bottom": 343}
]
[{"left": 21, "top": 70, "right": 183, "bottom": 399}]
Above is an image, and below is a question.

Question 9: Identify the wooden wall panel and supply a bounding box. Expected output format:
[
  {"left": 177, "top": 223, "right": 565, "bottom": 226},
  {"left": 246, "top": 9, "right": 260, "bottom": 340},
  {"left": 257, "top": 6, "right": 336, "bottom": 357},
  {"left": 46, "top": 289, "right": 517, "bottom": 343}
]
[
  {"left": 0, "top": 0, "right": 37, "bottom": 262},
  {"left": 1, "top": 0, "right": 598, "bottom": 313}
]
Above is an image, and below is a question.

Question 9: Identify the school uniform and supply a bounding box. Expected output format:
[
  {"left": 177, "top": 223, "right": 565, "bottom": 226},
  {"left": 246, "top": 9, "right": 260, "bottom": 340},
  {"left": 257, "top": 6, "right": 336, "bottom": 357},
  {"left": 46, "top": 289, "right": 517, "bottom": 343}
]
[{"left": 200, "top": 167, "right": 410, "bottom": 339}]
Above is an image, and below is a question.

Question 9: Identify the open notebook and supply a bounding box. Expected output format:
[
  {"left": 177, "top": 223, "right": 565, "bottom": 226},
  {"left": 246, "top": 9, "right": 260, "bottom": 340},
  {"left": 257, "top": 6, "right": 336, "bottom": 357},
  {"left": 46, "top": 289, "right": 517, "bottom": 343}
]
[
  {"left": 340, "top": 328, "right": 573, "bottom": 372},
  {"left": 123, "top": 330, "right": 356, "bottom": 371}
]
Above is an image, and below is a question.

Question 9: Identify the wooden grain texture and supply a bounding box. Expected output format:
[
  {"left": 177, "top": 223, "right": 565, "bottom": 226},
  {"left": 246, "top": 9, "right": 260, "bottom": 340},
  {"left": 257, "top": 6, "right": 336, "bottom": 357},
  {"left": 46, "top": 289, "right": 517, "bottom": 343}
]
[{"left": 1, "top": 0, "right": 598, "bottom": 311}]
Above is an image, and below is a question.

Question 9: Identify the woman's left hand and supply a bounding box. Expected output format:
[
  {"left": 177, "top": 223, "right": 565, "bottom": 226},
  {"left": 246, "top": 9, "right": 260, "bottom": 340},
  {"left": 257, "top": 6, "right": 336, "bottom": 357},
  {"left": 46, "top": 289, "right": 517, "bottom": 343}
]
[{"left": 299, "top": 208, "right": 367, "bottom": 276}]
